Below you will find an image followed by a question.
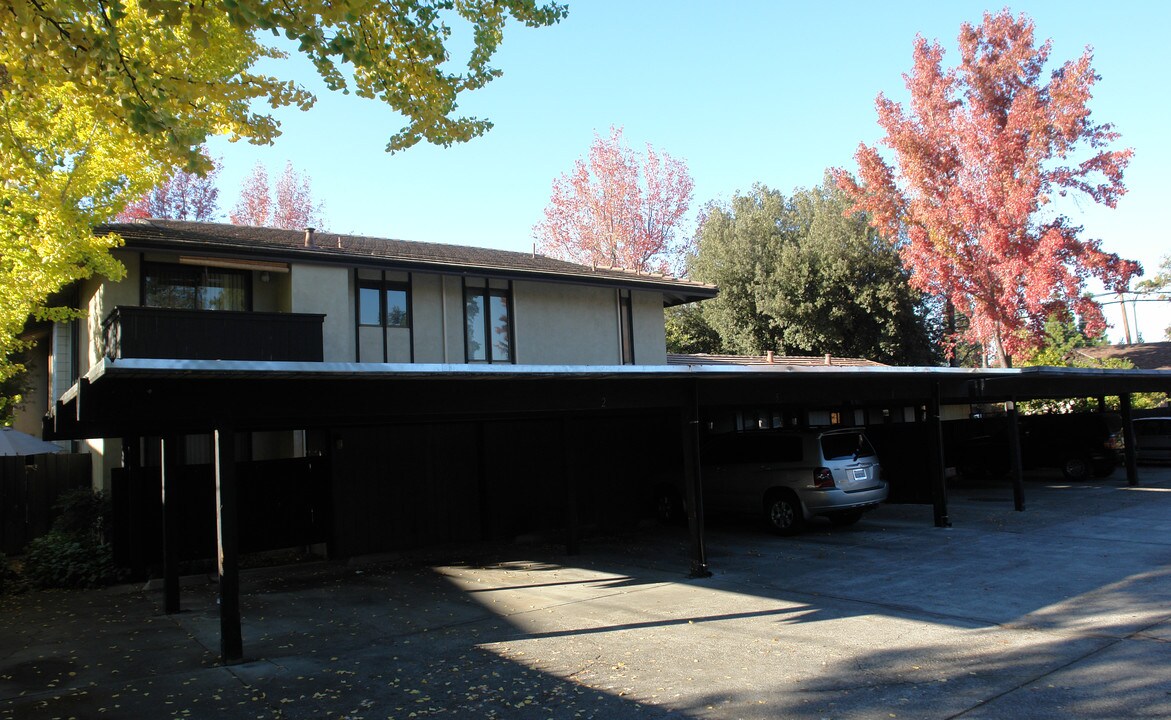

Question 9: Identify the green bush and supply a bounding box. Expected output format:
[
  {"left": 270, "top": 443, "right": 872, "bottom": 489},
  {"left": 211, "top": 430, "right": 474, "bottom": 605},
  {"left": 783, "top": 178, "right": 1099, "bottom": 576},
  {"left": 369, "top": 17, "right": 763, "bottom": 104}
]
[
  {"left": 0, "top": 552, "right": 22, "bottom": 594},
  {"left": 20, "top": 490, "right": 120, "bottom": 589},
  {"left": 22, "top": 533, "right": 120, "bottom": 589},
  {"left": 50, "top": 489, "right": 111, "bottom": 542}
]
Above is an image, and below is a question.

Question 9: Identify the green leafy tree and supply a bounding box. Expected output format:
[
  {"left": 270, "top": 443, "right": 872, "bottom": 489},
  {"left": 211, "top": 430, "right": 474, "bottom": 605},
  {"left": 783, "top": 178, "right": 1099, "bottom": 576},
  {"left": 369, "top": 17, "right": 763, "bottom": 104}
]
[
  {"left": 0, "top": 0, "right": 566, "bottom": 387},
  {"left": 688, "top": 186, "right": 788, "bottom": 355},
  {"left": 689, "top": 179, "right": 938, "bottom": 365},
  {"left": 1136, "top": 255, "right": 1171, "bottom": 341},
  {"left": 1022, "top": 314, "right": 1105, "bottom": 368},
  {"left": 1021, "top": 314, "right": 1166, "bottom": 412},
  {"left": 0, "top": 353, "right": 30, "bottom": 426},
  {"left": 664, "top": 303, "right": 722, "bottom": 355}
]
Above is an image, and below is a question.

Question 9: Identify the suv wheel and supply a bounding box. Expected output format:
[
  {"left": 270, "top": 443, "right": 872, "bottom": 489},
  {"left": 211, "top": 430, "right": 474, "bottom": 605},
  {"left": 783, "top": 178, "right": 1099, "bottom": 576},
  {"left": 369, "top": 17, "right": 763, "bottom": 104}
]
[
  {"left": 764, "top": 492, "right": 803, "bottom": 536},
  {"left": 1061, "top": 455, "right": 1090, "bottom": 481}
]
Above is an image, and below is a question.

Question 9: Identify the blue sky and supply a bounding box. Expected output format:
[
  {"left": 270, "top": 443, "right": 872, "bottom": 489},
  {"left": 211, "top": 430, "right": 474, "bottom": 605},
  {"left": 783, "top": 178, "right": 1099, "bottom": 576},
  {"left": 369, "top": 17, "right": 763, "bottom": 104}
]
[{"left": 204, "top": 1, "right": 1171, "bottom": 342}]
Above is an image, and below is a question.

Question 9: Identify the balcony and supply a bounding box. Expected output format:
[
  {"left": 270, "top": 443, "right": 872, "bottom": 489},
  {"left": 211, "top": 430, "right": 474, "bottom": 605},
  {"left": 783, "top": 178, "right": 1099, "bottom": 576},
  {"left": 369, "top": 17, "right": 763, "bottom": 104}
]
[{"left": 103, "top": 306, "right": 325, "bottom": 362}]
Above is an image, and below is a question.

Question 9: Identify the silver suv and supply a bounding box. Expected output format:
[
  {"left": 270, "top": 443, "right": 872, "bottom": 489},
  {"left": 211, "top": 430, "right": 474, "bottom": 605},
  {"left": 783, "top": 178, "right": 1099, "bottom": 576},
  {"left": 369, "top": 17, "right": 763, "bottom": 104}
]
[{"left": 701, "top": 428, "right": 888, "bottom": 534}]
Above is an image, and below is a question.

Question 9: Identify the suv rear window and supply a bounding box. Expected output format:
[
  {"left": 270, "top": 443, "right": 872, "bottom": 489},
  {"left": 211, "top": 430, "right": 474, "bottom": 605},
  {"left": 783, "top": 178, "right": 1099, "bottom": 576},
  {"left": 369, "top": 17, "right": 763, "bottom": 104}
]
[{"left": 821, "top": 432, "right": 876, "bottom": 461}]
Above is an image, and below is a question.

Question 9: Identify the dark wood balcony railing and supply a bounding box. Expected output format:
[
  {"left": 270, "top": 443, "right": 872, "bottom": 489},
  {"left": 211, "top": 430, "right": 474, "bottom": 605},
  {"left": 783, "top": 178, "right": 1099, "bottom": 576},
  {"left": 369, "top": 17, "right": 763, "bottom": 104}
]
[{"left": 103, "top": 306, "right": 325, "bottom": 362}]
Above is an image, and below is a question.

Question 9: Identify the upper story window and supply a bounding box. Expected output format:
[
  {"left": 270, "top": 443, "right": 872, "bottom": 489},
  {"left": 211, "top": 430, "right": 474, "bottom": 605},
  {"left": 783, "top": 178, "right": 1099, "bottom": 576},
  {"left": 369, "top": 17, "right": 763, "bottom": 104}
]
[
  {"left": 359, "top": 280, "right": 411, "bottom": 328},
  {"left": 464, "top": 278, "right": 513, "bottom": 363},
  {"left": 619, "top": 289, "right": 635, "bottom": 365},
  {"left": 142, "top": 262, "right": 250, "bottom": 311}
]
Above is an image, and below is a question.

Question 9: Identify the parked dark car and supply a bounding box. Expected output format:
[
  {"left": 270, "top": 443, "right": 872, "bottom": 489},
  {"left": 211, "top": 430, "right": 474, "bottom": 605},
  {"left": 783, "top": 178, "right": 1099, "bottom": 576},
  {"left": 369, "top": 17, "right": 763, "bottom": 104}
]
[
  {"left": 950, "top": 412, "right": 1124, "bottom": 481},
  {"left": 1020, "top": 412, "right": 1124, "bottom": 479},
  {"left": 1133, "top": 417, "right": 1171, "bottom": 464}
]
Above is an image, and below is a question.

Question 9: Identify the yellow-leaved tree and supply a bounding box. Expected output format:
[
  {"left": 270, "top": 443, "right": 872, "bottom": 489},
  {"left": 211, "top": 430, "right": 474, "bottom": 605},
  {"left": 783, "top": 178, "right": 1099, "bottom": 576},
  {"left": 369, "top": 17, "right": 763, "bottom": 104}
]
[{"left": 0, "top": 0, "right": 566, "bottom": 388}]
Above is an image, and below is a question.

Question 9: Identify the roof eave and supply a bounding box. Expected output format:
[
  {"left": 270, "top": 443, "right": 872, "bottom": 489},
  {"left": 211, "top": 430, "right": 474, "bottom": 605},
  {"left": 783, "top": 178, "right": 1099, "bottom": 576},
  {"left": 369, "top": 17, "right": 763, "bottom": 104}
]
[{"left": 101, "top": 226, "right": 719, "bottom": 301}]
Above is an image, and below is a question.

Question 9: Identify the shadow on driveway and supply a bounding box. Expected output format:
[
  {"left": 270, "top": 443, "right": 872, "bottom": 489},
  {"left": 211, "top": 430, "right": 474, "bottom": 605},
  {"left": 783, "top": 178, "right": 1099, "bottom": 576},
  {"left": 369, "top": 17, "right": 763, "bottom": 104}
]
[{"left": 2, "top": 467, "right": 1171, "bottom": 719}]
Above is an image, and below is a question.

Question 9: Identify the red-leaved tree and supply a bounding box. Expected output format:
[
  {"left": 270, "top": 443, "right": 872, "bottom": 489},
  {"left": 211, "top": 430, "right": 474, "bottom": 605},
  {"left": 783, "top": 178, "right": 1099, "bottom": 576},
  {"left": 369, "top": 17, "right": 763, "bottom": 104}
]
[
  {"left": 534, "top": 126, "right": 694, "bottom": 276},
  {"left": 834, "top": 10, "right": 1140, "bottom": 367},
  {"left": 230, "top": 161, "right": 325, "bottom": 229},
  {"left": 116, "top": 156, "right": 221, "bottom": 222}
]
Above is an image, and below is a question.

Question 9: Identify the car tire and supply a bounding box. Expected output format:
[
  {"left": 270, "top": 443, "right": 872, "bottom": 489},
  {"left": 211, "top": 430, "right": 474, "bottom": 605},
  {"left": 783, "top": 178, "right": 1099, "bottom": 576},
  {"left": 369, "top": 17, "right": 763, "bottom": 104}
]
[
  {"left": 1061, "top": 455, "right": 1090, "bottom": 481},
  {"left": 828, "top": 509, "right": 865, "bottom": 526},
  {"left": 1090, "top": 460, "right": 1117, "bottom": 478},
  {"left": 764, "top": 491, "right": 803, "bottom": 536}
]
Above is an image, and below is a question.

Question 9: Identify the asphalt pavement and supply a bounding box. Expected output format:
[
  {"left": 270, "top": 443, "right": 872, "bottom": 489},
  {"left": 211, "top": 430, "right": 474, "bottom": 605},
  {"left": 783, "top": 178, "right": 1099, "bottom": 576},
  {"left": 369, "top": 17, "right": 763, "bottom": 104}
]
[{"left": 3, "top": 466, "right": 1171, "bottom": 719}]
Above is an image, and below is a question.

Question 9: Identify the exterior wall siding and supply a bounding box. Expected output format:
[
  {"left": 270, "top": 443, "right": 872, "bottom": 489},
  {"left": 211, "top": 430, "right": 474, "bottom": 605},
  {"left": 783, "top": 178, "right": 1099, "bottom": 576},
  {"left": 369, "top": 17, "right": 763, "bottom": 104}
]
[
  {"left": 512, "top": 281, "right": 620, "bottom": 365},
  {"left": 442, "top": 275, "right": 465, "bottom": 363},
  {"left": 253, "top": 270, "right": 287, "bottom": 313},
  {"left": 12, "top": 341, "right": 49, "bottom": 437},
  {"left": 291, "top": 265, "right": 352, "bottom": 362},
  {"left": 410, "top": 273, "right": 446, "bottom": 363},
  {"left": 632, "top": 291, "right": 668, "bottom": 365},
  {"left": 84, "top": 251, "right": 140, "bottom": 372}
]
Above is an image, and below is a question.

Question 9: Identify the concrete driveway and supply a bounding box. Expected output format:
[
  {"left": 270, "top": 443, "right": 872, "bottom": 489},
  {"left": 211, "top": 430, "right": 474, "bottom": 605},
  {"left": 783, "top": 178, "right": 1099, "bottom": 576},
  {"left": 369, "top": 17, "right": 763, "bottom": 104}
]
[{"left": 3, "top": 467, "right": 1171, "bottom": 719}]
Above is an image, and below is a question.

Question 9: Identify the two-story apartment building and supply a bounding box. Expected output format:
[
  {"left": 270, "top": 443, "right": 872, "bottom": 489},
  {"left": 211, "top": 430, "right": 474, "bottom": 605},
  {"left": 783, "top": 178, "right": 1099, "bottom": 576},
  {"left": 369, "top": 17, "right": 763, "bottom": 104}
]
[
  {"left": 17, "top": 220, "right": 1171, "bottom": 664},
  {"left": 15, "top": 218, "right": 717, "bottom": 488}
]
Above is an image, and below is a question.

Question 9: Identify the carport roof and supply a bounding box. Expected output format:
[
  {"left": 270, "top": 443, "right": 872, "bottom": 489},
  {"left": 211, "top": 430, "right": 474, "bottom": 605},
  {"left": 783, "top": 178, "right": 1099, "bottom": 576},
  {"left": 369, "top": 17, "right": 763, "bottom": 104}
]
[{"left": 45, "top": 357, "right": 1171, "bottom": 440}]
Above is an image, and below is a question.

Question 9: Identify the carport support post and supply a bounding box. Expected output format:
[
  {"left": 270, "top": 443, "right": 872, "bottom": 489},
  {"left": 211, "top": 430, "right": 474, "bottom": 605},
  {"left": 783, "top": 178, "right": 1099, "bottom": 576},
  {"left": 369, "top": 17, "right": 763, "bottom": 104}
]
[
  {"left": 122, "top": 436, "right": 145, "bottom": 581},
  {"left": 681, "top": 383, "right": 710, "bottom": 578},
  {"left": 214, "top": 427, "right": 243, "bottom": 663},
  {"left": 1005, "top": 400, "right": 1026, "bottom": 511},
  {"left": 928, "top": 384, "right": 951, "bottom": 528},
  {"left": 1120, "top": 393, "right": 1139, "bottom": 487},
  {"left": 563, "top": 416, "right": 581, "bottom": 556},
  {"left": 160, "top": 435, "right": 183, "bottom": 614}
]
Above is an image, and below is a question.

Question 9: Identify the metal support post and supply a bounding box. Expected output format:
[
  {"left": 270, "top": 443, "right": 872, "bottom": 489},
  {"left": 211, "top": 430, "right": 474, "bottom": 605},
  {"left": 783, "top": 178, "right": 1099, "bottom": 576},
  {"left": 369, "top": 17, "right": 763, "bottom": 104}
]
[
  {"left": 682, "top": 382, "right": 710, "bottom": 577},
  {"left": 1005, "top": 400, "right": 1025, "bottom": 511},
  {"left": 1120, "top": 394, "right": 1139, "bottom": 487},
  {"left": 215, "top": 427, "right": 243, "bottom": 663},
  {"left": 160, "top": 435, "right": 182, "bottom": 614},
  {"left": 929, "top": 384, "right": 951, "bottom": 528}
]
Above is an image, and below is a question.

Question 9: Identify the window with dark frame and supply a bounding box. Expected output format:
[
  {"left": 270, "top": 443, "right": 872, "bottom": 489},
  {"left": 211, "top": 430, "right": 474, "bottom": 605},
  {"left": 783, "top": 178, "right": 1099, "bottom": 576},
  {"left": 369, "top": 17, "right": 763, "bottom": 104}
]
[
  {"left": 358, "top": 279, "right": 411, "bottom": 328},
  {"left": 464, "top": 279, "right": 513, "bottom": 363},
  {"left": 619, "top": 289, "right": 635, "bottom": 364},
  {"left": 143, "top": 262, "right": 251, "bottom": 311}
]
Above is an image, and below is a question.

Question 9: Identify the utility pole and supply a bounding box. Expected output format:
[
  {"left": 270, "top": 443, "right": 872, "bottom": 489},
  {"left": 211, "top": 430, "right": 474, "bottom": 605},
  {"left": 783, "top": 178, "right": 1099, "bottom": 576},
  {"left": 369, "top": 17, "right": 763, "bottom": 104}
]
[{"left": 1117, "top": 292, "right": 1132, "bottom": 345}]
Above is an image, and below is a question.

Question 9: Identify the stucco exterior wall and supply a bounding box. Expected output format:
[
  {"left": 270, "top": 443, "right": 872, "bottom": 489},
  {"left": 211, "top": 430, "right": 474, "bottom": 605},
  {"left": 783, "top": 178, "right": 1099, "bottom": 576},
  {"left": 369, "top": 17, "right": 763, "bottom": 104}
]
[
  {"left": 512, "top": 281, "right": 621, "bottom": 365},
  {"left": 82, "top": 250, "right": 140, "bottom": 373},
  {"left": 85, "top": 437, "right": 121, "bottom": 492},
  {"left": 291, "top": 265, "right": 353, "bottom": 362},
  {"left": 253, "top": 270, "right": 287, "bottom": 312},
  {"left": 442, "top": 275, "right": 466, "bottom": 363},
  {"left": 410, "top": 273, "right": 446, "bottom": 363},
  {"left": 12, "top": 341, "right": 48, "bottom": 436},
  {"left": 632, "top": 290, "right": 668, "bottom": 365}
]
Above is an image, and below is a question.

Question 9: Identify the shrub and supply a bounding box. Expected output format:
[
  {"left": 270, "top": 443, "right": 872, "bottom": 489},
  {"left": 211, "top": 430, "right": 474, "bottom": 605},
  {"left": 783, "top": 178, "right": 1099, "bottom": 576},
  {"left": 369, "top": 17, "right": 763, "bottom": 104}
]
[
  {"left": 50, "top": 489, "right": 111, "bottom": 543},
  {"left": 22, "top": 533, "right": 120, "bottom": 589},
  {"left": 20, "top": 490, "right": 120, "bottom": 589},
  {"left": 0, "top": 553, "right": 22, "bottom": 594}
]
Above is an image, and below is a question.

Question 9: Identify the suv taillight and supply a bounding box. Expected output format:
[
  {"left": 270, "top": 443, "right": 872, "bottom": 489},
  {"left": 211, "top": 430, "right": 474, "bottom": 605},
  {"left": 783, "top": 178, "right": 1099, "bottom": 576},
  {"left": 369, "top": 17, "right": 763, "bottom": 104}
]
[{"left": 814, "top": 467, "right": 835, "bottom": 489}]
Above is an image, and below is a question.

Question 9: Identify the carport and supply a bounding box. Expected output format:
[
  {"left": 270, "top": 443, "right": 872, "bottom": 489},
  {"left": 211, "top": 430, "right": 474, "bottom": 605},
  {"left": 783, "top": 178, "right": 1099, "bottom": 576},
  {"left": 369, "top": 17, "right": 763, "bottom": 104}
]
[{"left": 45, "top": 358, "right": 1171, "bottom": 663}]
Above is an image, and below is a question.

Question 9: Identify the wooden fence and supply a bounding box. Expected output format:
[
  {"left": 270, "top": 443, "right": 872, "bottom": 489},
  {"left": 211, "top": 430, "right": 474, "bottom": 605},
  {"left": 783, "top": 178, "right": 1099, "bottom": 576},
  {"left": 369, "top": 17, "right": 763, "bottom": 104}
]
[
  {"left": 0, "top": 453, "right": 92, "bottom": 555},
  {"left": 110, "top": 456, "right": 330, "bottom": 576}
]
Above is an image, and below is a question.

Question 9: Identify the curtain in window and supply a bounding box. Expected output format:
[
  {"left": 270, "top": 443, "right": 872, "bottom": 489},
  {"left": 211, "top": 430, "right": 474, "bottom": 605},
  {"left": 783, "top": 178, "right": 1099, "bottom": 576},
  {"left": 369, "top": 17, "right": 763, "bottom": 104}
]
[
  {"left": 198, "top": 269, "right": 247, "bottom": 311},
  {"left": 143, "top": 263, "right": 248, "bottom": 311}
]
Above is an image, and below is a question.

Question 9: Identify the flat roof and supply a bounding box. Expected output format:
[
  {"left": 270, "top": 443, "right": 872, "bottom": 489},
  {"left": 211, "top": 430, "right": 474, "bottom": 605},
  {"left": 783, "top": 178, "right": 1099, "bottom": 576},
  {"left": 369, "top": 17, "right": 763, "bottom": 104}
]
[{"left": 45, "top": 357, "right": 1170, "bottom": 441}]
